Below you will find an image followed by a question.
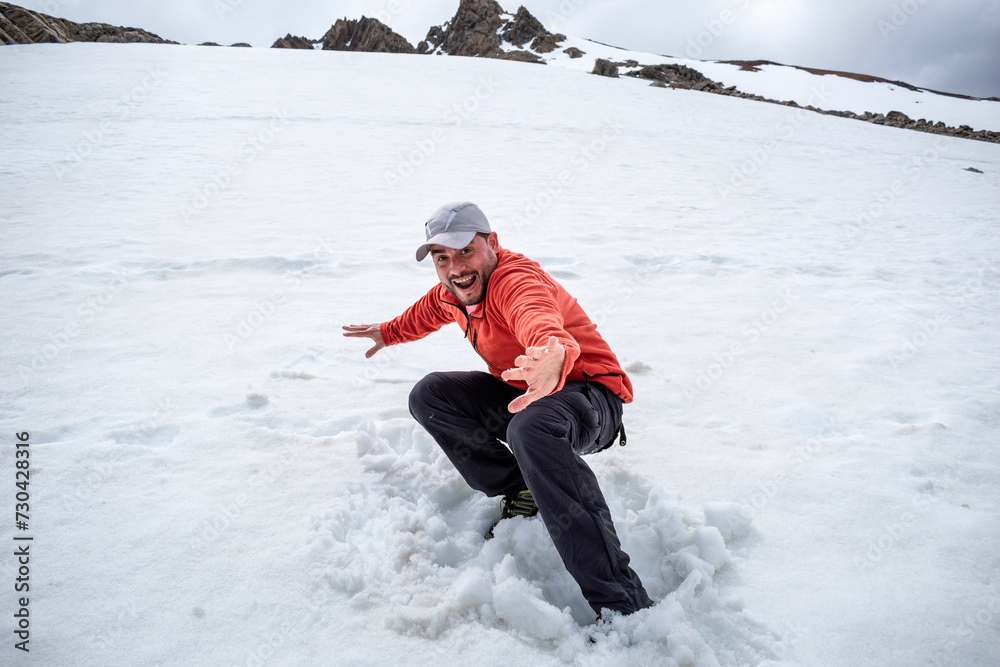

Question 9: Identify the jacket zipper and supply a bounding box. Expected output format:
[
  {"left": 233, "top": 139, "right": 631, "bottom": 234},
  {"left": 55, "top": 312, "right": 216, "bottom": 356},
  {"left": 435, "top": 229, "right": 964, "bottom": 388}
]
[
  {"left": 442, "top": 298, "right": 500, "bottom": 373},
  {"left": 442, "top": 298, "right": 472, "bottom": 339}
]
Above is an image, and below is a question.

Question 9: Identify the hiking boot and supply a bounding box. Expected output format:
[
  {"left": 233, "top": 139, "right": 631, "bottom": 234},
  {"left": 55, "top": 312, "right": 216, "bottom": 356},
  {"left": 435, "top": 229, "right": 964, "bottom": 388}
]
[
  {"left": 593, "top": 596, "right": 654, "bottom": 623},
  {"left": 589, "top": 597, "right": 656, "bottom": 643},
  {"left": 484, "top": 489, "right": 538, "bottom": 540}
]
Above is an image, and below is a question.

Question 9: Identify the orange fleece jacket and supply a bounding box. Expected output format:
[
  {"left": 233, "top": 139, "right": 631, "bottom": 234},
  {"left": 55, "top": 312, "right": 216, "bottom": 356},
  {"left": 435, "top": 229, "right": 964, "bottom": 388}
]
[{"left": 380, "top": 245, "right": 633, "bottom": 403}]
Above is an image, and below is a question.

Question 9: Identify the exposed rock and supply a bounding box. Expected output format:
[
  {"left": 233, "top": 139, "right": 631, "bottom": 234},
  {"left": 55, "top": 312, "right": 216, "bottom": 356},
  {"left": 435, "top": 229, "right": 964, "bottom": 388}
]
[
  {"left": 0, "top": 1, "right": 176, "bottom": 44},
  {"left": 501, "top": 6, "right": 544, "bottom": 48},
  {"left": 417, "top": 25, "right": 445, "bottom": 54},
  {"left": 0, "top": 9, "right": 32, "bottom": 43},
  {"left": 649, "top": 81, "right": 668, "bottom": 88},
  {"left": 321, "top": 16, "right": 415, "bottom": 53},
  {"left": 528, "top": 31, "right": 565, "bottom": 54},
  {"left": 591, "top": 58, "right": 619, "bottom": 78},
  {"left": 418, "top": 1, "right": 563, "bottom": 60},
  {"left": 500, "top": 6, "right": 565, "bottom": 53},
  {"left": 626, "top": 63, "right": 709, "bottom": 87},
  {"left": 786, "top": 102, "right": 998, "bottom": 143},
  {"left": 965, "top": 167, "right": 984, "bottom": 173},
  {"left": 885, "top": 110, "right": 911, "bottom": 124},
  {"left": 418, "top": 0, "right": 505, "bottom": 57},
  {"left": 199, "top": 42, "right": 221, "bottom": 47},
  {"left": 0, "top": 2, "right": 64, "bottom": 43},
  {"left": 497, "top": 49, "right": 544, "bottom": 64},
  {"left": 271, "top": 34, "right": 313, "bottom": 49},
  {"left": 563, "top": 47, "right": 584, "bottom": 59},
  {"left": 729, "top": 61, "right": 763, "bottom": 72},
  {"left": 230, "top": 42, "right": 251, "bottom": 48}
]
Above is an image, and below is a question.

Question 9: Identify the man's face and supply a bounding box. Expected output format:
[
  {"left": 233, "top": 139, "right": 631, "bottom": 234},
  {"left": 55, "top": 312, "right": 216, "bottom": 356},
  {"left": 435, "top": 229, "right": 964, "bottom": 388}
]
[{"left": 430, "top": 233, "right": 499, "bottom": 306}]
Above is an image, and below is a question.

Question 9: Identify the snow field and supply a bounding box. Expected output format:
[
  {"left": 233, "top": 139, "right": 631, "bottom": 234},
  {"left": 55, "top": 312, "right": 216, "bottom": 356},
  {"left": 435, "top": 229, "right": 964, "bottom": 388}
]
[{"left": 1, "top": 42, "right": 999, "bottom": 666}]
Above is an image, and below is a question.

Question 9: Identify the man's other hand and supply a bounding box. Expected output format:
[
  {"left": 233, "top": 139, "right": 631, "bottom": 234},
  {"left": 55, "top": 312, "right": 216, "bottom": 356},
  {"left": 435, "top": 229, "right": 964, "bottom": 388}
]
[
  {"left": 342, "top": 323, "right": 386, "bottom": 358},
  {"left": 501, "top": 336, "right": 566, "bottom": 413}
]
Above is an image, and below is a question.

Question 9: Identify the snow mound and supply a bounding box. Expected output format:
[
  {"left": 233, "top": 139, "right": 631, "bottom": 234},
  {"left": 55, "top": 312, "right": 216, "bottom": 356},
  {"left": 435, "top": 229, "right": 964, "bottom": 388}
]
[
  {"left": 704, "top": 502, "right": 754, "bottom": 541},
  {"left": 305, "top": 419, "right": 779, "bottom": 664}
]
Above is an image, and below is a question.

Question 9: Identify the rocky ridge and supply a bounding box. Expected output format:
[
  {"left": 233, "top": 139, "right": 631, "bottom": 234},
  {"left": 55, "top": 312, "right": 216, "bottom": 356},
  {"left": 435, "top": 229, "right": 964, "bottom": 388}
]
[
  {"left": 0, "top": 1, "right": 174, "bottom": 45},
  {"left": 723, "top": 60, "right": 985, "bottom": 102},
  {"left": 271, "top": 34, "right": 314, "bottom": 50},
  {"left": 318, "top": 17, "right": 415, "bottom": 54},
  {"left": 591, "top": 58, "right": 1000, "bottom": 144}
]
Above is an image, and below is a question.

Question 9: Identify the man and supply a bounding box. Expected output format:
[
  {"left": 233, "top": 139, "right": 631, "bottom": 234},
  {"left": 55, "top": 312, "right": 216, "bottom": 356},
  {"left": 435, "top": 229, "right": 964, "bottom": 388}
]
[{"left": 343, "top": 201, "right": 652, "bottom": 618}]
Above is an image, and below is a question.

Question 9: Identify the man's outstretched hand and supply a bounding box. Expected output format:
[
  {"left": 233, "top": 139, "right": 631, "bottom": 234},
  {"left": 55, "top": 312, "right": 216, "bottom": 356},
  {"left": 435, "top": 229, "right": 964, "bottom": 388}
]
[
  {"left": 501, "top": 336, "right": 566, "bottom": 413},
  {"left": 342, "top": 323, "right": 386, "bottom": 358}
]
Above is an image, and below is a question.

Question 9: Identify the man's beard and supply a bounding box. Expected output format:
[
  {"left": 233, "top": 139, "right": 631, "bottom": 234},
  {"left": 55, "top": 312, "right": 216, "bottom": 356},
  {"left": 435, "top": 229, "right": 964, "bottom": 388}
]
[{"left": 446, "top": 270, "right": 489, "bottom": 306}]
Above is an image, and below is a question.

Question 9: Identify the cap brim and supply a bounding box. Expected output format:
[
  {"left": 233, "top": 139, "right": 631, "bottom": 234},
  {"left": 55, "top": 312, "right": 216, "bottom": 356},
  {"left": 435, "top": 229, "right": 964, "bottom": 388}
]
[{"left": 415, "top": 230, "right": 478, "bottom": 261}]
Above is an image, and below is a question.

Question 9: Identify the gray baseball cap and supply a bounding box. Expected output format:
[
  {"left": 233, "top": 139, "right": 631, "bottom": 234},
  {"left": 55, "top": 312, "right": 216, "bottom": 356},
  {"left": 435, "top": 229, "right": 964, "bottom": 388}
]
[{"left": 415, "top": 201, "right": 492, "bottom": 262}]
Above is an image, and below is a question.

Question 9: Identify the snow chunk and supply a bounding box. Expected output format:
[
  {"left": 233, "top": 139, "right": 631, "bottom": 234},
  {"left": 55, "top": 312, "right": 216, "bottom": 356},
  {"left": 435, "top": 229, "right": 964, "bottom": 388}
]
[{"left": 703, "top": 502, "right": 754, "bottom": 541}]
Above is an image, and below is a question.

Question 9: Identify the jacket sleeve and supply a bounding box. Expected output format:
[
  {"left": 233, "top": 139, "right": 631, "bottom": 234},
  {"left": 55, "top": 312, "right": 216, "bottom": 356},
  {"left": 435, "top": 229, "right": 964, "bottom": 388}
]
[
  {"left": 380, "top": 285, "right": 455, "bottom": 346},
  {"left": 492, "top": 273, "right": 580, "bottom": 393}
]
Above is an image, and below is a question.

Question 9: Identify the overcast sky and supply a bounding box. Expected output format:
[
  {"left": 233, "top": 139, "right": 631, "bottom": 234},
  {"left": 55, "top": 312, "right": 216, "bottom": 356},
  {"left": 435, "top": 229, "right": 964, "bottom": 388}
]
[{"left": 18, "top": 0, "right": 1000, "bottom": 98}]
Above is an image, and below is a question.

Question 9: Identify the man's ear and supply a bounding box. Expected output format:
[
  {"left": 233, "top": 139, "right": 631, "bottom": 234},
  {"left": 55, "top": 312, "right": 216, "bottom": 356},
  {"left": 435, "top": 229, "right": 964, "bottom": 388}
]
[{"left": 487, "top": 232, "right": 499, "bottom": 250}]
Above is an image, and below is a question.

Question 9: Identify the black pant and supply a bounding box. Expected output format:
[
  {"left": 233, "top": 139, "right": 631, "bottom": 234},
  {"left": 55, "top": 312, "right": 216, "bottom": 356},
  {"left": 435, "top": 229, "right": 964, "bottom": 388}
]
[{"left": 408, "top": 370, "right": 652, "bottom": 615}]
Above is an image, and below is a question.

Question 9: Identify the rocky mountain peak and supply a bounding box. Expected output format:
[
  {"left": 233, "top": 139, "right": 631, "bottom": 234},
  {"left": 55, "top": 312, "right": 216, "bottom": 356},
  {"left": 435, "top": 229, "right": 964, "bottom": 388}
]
[
  {"left": 417, "top": 1, "right": 565, "bottom": 63},
  {"left": 320, "top": 16, "right": 415, "bottom": 54},
  {"left": 418, "top": 0, "right": 505, "bottom": 57}
]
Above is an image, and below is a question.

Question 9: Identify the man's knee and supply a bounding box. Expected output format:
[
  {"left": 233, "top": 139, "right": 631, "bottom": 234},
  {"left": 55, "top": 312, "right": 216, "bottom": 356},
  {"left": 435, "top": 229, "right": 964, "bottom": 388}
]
[
  {"left": 507, "top": 407, "right": 570, "bottom": 456},
  {"left": 506, "top": 409, "right": 537, "bottom": 444},
  {"left": 408, "top": 372, "right": 448, "bottom": 418}
]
